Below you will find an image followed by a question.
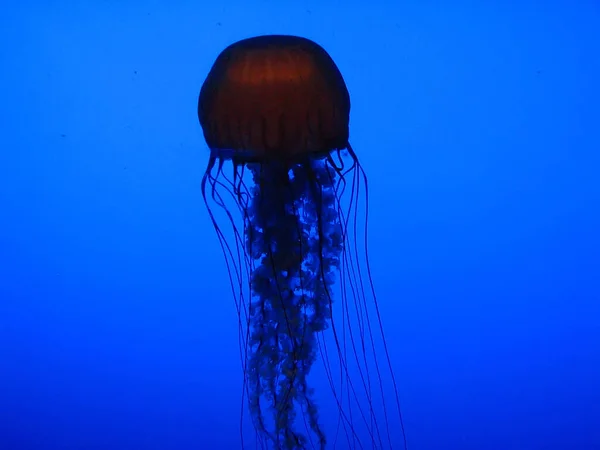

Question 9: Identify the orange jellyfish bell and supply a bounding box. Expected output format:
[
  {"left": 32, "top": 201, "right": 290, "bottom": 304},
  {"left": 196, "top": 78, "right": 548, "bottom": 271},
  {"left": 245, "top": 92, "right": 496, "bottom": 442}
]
[{"left": 198, "top": 35, "right": 350, "bottom": 162}]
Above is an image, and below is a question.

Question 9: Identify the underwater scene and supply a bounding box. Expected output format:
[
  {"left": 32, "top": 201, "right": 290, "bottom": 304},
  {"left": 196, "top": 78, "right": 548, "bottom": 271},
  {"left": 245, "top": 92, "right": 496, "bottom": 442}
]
[{"left": 1, "top": 1, "right": 599, "bottom": 449}]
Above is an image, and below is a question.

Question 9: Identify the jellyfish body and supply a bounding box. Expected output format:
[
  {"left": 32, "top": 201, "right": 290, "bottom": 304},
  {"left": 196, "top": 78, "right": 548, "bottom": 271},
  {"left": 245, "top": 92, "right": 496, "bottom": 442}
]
[{"left": 198, "top": 35, "right": 406, "bottom": 449}]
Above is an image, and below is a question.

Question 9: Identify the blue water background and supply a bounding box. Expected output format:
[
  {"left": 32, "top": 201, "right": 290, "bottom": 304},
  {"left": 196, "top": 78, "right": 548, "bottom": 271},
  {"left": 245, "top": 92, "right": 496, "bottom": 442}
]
[{"left": 1, "top": 1, "right": 599, "bottom": 449}]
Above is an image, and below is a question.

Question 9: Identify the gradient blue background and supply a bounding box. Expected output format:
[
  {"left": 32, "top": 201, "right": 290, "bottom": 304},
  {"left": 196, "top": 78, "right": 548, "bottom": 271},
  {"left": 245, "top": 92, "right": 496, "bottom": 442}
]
[{"left": 1, "top": 1, "right": 599, "bottom": 449}]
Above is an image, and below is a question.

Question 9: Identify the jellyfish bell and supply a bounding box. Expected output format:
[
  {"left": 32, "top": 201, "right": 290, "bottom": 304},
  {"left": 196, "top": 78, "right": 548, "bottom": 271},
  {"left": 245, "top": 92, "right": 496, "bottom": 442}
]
[
  {"left": 198, "top": 34, "right": 349, "bottom": 163},
  {"left": 198, "top": 35, "right": 407, "bottom": 449}
]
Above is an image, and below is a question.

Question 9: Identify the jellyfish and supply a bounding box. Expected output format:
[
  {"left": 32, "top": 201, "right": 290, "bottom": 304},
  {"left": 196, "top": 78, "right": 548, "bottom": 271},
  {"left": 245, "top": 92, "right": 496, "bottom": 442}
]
[{"left": 197, "top": 35, "right": 407, "bottom": 450}]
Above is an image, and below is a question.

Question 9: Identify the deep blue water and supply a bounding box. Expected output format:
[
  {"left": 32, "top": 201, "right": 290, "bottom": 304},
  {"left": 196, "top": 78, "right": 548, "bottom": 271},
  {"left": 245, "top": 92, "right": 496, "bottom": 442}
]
[{"left": 1, "top": 1, "right": 599, "bottom": 449}]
